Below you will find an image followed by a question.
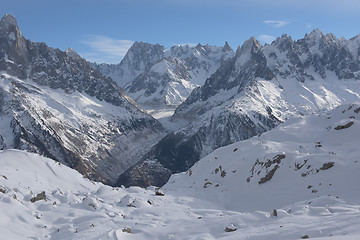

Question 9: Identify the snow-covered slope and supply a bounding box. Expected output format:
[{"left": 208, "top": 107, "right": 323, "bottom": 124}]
[
  {"left": 166, "top": 103, "right": 360, "bottom": 211},
  {"left": 94, "top": 42, "right": 234, "bottom": 109},
  {"left": 1, "top": 104, "right": 360, "bottom": 239},
  {"left": 0, "top": 14, "right": 164, "bottom": 184},
  {"left": 118, "top": 31, "right": 360, "bottom": 187}
]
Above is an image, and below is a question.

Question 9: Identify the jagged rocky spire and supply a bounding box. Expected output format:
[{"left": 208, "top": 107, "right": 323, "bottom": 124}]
[{"left": 0, "top": 14, "right": 22, "bottom": 41}]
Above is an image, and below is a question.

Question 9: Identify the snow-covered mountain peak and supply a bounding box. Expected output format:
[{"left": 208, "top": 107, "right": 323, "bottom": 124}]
[
  {"left": 125, "top": 41, "right": 165, "bottom": 63},
  {"left": 274, "top": 33, "right": 293, "bottom": 45},
  {"left": 234, "top": 37, "right": 263, "bottom": 68},
  {"left": 194, "top": 43, "right": 215, "bottom": 56},
  {"left": 271, "top": 35, "right": 295, "bottom": 53},
  {"left": 237, "top": 37, "right": 262, "bottom": 54},
  {"left": 65, "top": 47, "right": 81, "bottom": 60},
  {"left": 307, "top": 28, "right": 324, "bottom": 39}
]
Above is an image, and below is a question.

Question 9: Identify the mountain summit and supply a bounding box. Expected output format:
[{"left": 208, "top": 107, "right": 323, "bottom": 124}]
[{"left": 0, "top": 14, "right": 21, "bottom": 37}]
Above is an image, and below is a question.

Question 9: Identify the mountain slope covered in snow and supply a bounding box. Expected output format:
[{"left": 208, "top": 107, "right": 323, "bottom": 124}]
[
  {"left": 166, "top": 103, "right": 360, "bottom": 211},
  {"left": 1, "top": 104, "right": 360, "bottom": 239},
  {"left": 118, "top": 31, "right": 360, "bottom": 187},
  {"left": 0, "top": 14, "right": 164, "bottom": 184}
]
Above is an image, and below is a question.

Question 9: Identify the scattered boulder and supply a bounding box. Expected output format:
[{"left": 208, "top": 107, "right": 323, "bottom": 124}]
[
  {"left": 155, "top": 187, "right": 165, "bottom": 196},
  {"left": 272, "top": 209, "right": 278, "bottom": 217},
  {"left": 302, "top": 235, "right": 309, "bottom": 239},
  {"left": 30, "top": 191, "right": 47, "bottom": 203},
  {"left": 122, "top": 227, "right": 132, "bottom": 233},
  {"left": 225, "top": 224, "right": 237, "bottom": 232}
]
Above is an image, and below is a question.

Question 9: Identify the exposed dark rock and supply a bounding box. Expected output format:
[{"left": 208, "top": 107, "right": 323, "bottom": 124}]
[
  {"left": 122, "top": 227, "right": 132, "bottom": 233},
  {"left": 224, "top": 224, "right": 237, "bottom": 232},
  {"left": 259, "top": 165, "right": 280, "bottom": 184},
  {"left": 272, "top": 209, "right": 278, "bottom": 217},
  {"left": 334, "top": 122, "right": 354, "bottom": 130},
  {"left": 319, "top": 162, "right": 335, "bottom": 171},
  {"left": 30, "top": 191, "right": 47, "bottom": 203},
  {"left": 155, "top": 187, "right": 165, "bottom": 196}
]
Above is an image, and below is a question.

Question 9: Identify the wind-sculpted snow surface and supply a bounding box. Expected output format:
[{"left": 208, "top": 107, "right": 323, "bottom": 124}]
[
  {"left": 1, "top": 104, "right": 360, "bottom": 239},
  {"left": 118, "top": 31, "right": 360, "bottom": 187}
]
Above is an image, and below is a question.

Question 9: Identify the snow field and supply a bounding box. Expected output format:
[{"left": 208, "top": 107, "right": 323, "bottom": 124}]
[{"left": 1, "top": 104, "right": 360, "bottom": 239}]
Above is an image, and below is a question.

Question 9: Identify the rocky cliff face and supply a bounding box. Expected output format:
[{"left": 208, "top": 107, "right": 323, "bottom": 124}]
[
  {"left": 117, "top": 30, "right": 360, "bottom": 187},
  {"left": 92, "top": 41, "right": 166, "bottom": 88},
  {"left": 0, "top": 15, "right": 165, "bottom": 184}
]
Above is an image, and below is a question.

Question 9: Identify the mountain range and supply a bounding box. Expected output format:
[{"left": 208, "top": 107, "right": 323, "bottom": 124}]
[
  {"left": 1, "top": 14, "right": 360, "bottom": 190},
  {"left": 1, "top": 13, "right": 360, "bottom": 239},
  {"left": 92, "top": 41, "right": 234, "bottom": 108},
  {"left": 117, "top": 30, "right": 360, "bottom": 187}
]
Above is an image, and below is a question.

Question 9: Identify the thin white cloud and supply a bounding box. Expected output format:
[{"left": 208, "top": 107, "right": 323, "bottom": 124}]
[
  {"left": 80, "top": 35, "right": 134, "bottom": 64},
  {"left": 263, "top": 20, "right": 290, "bottom": 28},
  {"left": 258, "top": 35, "right": 276, "bottom": 44},
  {"left": 306, "top": 24, "right": 313, "bottom": 29}
]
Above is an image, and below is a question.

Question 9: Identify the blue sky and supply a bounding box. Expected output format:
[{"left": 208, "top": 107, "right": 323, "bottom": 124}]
[{"left": 2, "top": 0, "right": 360, "bottom": 64}]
